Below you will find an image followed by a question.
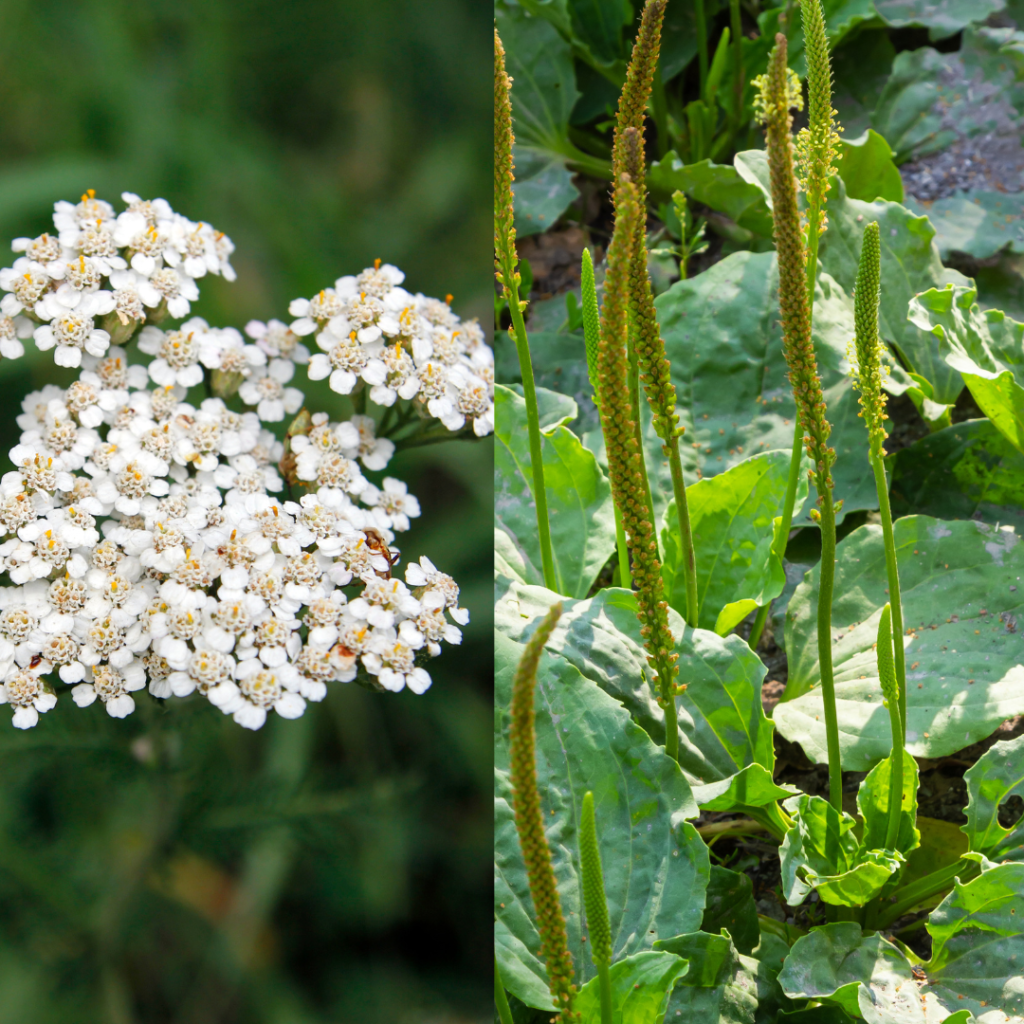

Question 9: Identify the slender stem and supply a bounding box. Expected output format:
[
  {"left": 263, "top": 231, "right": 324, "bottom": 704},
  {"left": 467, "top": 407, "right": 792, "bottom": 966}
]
[
  {"left": 730, "top": 0, "right": 744, "bottom": 131},
  {"left": 666, "top": 437, "right": 699, "bottom": 626},
  {"left": 752, "top": 420, "right": 803, "bottom": 650},
  {"left": 748, "top": 601, "right": 770, "bottom": 649},
  {"left": 817, "top": 489, "right": 842, "bottom": 811},
  {"left": 872, "top": 858, "right": 980, "bottom": 931},
  {"left": 805, "top": 196, "right": 822, "bottom": 307},
  {"left": 663, "top": 680, "right": 679, "bottom": 762},
  {"left": 884, "top": 709, "right": 904, "bottom": 852},
  {"left": 614, "top": 503, "right": 631, "bottom": 589},
  {"left": 507, "top": 292, "right": 558, "bottom": 592},
  {"left": 695, "top": 0, "right": 709, "bottom": 94},
  {"left": 597, "top": 964, "right": 614, "bottom": 1024},
  {"left": 872, "top": 455, "right": 907, "bottom": 739},
  {"left": 495, "top": 957, "right": 515, "bottom": 1024}
]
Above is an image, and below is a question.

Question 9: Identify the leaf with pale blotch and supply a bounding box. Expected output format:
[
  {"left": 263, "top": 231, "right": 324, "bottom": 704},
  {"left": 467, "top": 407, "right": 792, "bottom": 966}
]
[
  {"left": 493, "top": 576, "right": 776, "bottom": 787},
  {"left": 494, "top": 634, "right": 708, "bottom": 1009},
  {"left": 874, "top": 0, "right": 1005, "bottom": 40},
  {"left": 907, "top": 191, "right": 1024, "bottom": 261},
  {"left": 775, "top": 515, "right": 1024, "bottom": 771},
  {"left": 575, "top": 951, "right": 689, "bottom": 1024},
  {"left": 778, "top": 923, "right": 926, "bottom": 1023},
  {"left": 495, "top": 384, "right": 616, "bottom": 598}
]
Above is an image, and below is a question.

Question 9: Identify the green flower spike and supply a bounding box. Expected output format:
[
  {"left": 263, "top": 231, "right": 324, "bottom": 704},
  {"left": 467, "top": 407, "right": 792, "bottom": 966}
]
[
  {"left": 876, "top": 603, "right": 904, "bottom": 851},
  {"left": 795, "top": 0, "right": 841, "bottom": 248},
  {"left": 494, "top": 28, "right": 557, "bottom": 593},
  {"left": 580, "top": 791, "right": 613, "bottom": 1024},
  {"left": 581, "top": 248, "right": 631, "bottom": 588},
  {"left": 759, "top": 34, "right": 843, "bottom": 811},
  {"left": 853, "top": 220, "right": 908, "bottom": 741},
  {"left": 595, "top": 171, "right": 681, "bottom": 759},
  {"left": 611, "top": 4, "right": 700, "bottom": 627},
  {"left": 508, "top": 602, "right": 578, "bottom": 1022}
]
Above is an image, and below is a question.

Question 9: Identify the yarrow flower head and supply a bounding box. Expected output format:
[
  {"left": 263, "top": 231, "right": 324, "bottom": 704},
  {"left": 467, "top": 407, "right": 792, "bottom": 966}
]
[
  {"left": 296, "top": 259, "right": 494, "bottom": 438},
  {"left": 0, "top": 193, "right": 472, "bottom": 731}
]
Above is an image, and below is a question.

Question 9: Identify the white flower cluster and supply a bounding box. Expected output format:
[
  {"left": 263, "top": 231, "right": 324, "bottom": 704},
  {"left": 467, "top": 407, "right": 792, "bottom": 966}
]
[
  {"left": 0, "top": 194, "right": 471, "bottom": 731},
  {"left": 0, "top": 190, "right": 236, "bottom": 369},
  {"left": 276, "top": 260, "right": 494, "bottom": 437}
]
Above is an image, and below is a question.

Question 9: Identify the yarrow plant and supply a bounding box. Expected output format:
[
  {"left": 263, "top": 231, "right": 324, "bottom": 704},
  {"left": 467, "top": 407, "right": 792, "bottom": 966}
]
[{"left": 0, "top": 190, "right": 484, "bottom": 730}]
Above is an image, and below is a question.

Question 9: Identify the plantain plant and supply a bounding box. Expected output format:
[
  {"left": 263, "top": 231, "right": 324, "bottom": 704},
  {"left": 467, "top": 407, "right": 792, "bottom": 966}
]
[{"left": 495, "top": 4, "right": 1024, "bottom": 1022}]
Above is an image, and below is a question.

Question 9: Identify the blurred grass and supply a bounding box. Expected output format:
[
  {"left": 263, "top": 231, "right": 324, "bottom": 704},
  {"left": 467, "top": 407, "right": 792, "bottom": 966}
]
[{"left": 0, "top": 1, "right": 492, "bottom": 1022}]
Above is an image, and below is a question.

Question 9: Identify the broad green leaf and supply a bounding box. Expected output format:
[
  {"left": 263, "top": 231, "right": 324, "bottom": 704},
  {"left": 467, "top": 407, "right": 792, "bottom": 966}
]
[
  {"left": 778, "top": 923, "right": 926, "bottom": 1023},
  {"left": 857, "top": 750, "right": 921, "bottom": 858},
  {"left": 507, "top": 382, "right": 579, "bottom": 431},
  {"left": 817, "top": 177, "right": 970, "bottom": 408},
  {"left": 656, "top": 930, "right": 790, "bottom": 1023},
  {"left": 872, "top": 30, "right": 1024, "bottom": 161},
  {"left": 908, "top": 191, "right": 1024, "bottom": 261},
  {"left": 647, "top": 151, "right": 773, "bottom": 237},
  {"left": 962, "top": 733, "right": 1024, "bottom": 862},
  {"left": 911, "top": 282, "right": 1024, "bottom": 454},
  {"left": 775, "top": 515, "right": 1024, "bottom": 770},
  {"left": 661, "top": 449, "right": 808, "bottom": 635},
  {"left": 779, "top": 795, "right": 903, "bottom": 908},
  {"left": 977, "top": 253, "right": 1024, "bottom": 323},
  {"left": 652, "top": 250, "right": 881, "bottom": 526},
  {"left": 494, "top": 635, "right": 709, "bottom": 1007},
  {"left": 496, "top": 4, "right": 582, "bottom": 231},
  {"left": 921, "top": 862, "right": 1024, "bottom": 1020},
  {"left": 777, "top": 1006, "right": 857, "bottom": 1023},
  {"left": 495, "top": 384, "right": 616, "bottom": 598},
  {"left": 512, "top": 149, "right": 581, "bottom": 238},
  {"left": 890, "top": 418, "right": 1024, "bottom": 527},
  {"left": 493, "top": 576, "right": 777, "bottom": 787},
  {"left": 836, "top": 129, "right": 904, "bottom": 203},
  {"left": 691, "top": 764, "right": 799, "bottom": 839},
  {"left": 701, "top": 866, "right": 760, "bottom": 956},
  {"left": 575, "top": 951, "right": 688, "bottom": 1024},
  {"left": 903, "top": 816, "right": 969, "bottom": 890},
  {"left": 874, "top": 0, "right": 1005, "bottom": 39}
]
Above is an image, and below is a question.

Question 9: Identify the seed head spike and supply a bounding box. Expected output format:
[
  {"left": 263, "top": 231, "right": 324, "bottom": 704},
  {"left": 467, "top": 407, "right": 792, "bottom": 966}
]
[
  {"left": 494, "top": 28, "right": 519, "bottom": 303},
  {"left": 759, "top": 34, "right": 836, "bottom": 499},
  {"left": 877, "top": 603, "right": 899, "bottom": 708},
  {"left": 580, "top": 249, "right": 601, "bottom": 399},
  {"left": 508, "top": 603, "right": 578, "bottom": 1021},
  {"left": 851, "top": 221, "right": 887, "bottom": 457},
  {"left": 579, "top": 791, "right": 612, "bottom": 970}
]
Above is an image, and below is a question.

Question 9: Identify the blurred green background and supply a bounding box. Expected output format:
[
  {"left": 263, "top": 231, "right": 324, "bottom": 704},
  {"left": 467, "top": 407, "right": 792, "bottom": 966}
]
[{"left": 0, "top": 1, "right": 492, "bottom": 1022}]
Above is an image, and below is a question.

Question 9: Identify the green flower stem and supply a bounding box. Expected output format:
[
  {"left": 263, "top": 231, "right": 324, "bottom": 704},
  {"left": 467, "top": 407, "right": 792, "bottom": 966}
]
[
  {"left": 495, "top": 29, "right": 558, "bottom": 593},
  {"left": 580, "top": 792, "right": 613, "bottom": 1024},
  {"left": 667, "top": 439, "right": 698, "bottom": 626},
  {"left": 876, "top": 603, "right": 903, "bottom": 851},
  {"left": 805, "top": 196, "right": 822, "bottom": 304},
  {"left": 582, "top": 248, "right": 631, "bottom": 589},
  {"left": 509, "top": 602, "right": 578, "bottom": 1020},
  {"left": 748, "top": 419, "right": 803, "bottom": 650},
  {"left": 873, "top": 456, "right": 907, "bottom": 738},
  {"left": 872, "top": 858, "right": 980, "bottom": 931},
  {"left": 817, "top": 491, "right": 842, "bottom": 811},
  {"left": 495, "top": 957, "right": 515, "bottom": 1024},
  {"left": 758, "top": 34, "right": 842, "bottom": 810},
  {"left": 695, "top": 0, "right": 709, "bottom": 94}
]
